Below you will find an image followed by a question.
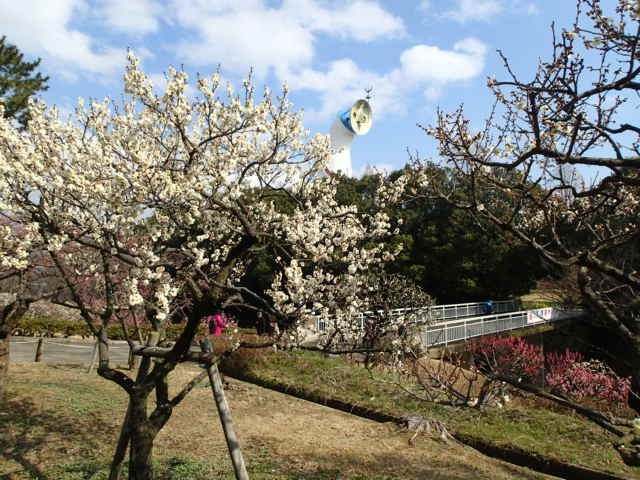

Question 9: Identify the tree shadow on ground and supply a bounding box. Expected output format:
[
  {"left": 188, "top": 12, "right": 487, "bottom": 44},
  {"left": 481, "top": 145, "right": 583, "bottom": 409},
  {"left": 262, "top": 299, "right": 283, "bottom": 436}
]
[
  {"left": 243, "top": 436, "right": 546, "bottom": 480},
  {"left": 278, "top": 449, "right": 544, "bottom": 480},
  {"left": 0, "top": 393, "right": 110, "bottom": 480}
]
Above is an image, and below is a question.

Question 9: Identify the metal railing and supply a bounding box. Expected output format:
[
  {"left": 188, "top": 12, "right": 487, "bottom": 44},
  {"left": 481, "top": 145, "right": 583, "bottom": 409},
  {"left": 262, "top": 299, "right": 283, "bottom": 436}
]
[
  {"left": 427, "top": 299, "right": 519, "bottom": 322},
  {"left": 316, "top": 306, "right": 427, "bottom": 333},
  {"left": 423, "top": 307, "right": 584, "bottom": 347},
  {"left": 315, "top": 299, "right": 521, "bottom": 333}
]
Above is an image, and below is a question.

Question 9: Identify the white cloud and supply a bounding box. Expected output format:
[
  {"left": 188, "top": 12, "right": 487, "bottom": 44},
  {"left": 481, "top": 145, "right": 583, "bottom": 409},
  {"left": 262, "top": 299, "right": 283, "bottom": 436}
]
[
  {"left": 400, "top": 38, "right": 487, "bottom": 82},
  {"left": 442, "top": 0, "right": 503, "bottom": 23},
  {"left": 424, "top": 0, "right": 539, "bottom": 23},
  {"left": 169, "top": 0, "right": 405, "bottom": 77},
  {"left": 423, "top": 86, "right": 443, "bottom": 102},
  {"left": 289, "top": 38, "right": 487, "bottom": 123},
  {"left": 283, "top": 0, "right": 405, "bottom": 42},
  {"left": 173, "top": 5, "right": 314, "bottom": 78},
  {"left": 526, "top": 2, "right": 540, "bottom": 15},
  {"left": 100, "top": 0, "right": 163, "bottom": 35},
  {"left": 0, "top": 0, "right": 124, "bottom": 76},
  {"left": 418, "top": 0, "right": 431, "bottom": 12}
]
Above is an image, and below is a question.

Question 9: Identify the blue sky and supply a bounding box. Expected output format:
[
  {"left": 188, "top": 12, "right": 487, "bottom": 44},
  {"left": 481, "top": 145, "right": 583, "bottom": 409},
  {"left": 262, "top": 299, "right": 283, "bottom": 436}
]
[{"left": 0, "top": 0, "right": 584, "bottom": 176}]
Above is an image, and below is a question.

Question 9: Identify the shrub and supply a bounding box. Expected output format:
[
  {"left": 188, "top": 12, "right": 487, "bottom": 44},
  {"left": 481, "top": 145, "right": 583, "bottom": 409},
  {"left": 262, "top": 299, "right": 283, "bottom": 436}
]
[
  {"left": 12, "top": 317, "right": 93, "bottom": 338},
  {"left": 469, "top": 336, "right": 544, "bottom": 383},
  {"left": 468, "top": 336, "right": 631, "bottom": 407},
  {"left": 546, "top": 352, "right": 631, "bottom": 405},
  {"left": 12, "top": 316, "right": 206, "bottom": 341}
]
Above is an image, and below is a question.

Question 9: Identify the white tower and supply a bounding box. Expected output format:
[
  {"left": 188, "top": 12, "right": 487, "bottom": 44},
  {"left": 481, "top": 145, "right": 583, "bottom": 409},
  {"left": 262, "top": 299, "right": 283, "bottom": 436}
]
[{"left": 328, "top": 99, "right": 373, "bottom": 177}]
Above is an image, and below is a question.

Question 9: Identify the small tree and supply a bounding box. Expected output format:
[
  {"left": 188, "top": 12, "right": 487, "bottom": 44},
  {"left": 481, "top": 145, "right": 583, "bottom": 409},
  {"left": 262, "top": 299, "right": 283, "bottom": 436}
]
[
  {"left": 0, "top": 36, "right": 48, "bottom": 127},
  {"left": 0, "top": 53, "right": 405, "bottom": 479},
  {"left": 469, "top": 336, "right": 632, "bottom": 408},
  {"left": 401, "top": 334, "right": 636, "bottom": 462}
]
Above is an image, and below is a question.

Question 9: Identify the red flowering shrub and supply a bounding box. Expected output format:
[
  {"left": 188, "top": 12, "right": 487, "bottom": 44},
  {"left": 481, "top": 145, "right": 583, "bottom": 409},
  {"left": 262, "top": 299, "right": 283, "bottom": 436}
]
[
  {"left": 468, "top": 336, "right": 543, "bottom": 383},
  {"left": 468, "top": 336, "right": 631, "bottom": 407},
  {"left": 546, "top": 353, "right": 631, "bottom": 406},
  {"left": 544, "top": 349, "right": 583, "bottom": 391}
]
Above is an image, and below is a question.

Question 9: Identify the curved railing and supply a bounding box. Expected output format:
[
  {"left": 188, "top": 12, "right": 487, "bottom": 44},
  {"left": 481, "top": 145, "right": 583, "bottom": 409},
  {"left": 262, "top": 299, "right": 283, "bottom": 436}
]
[
  {"left": 423, "top": 307, "right": 585, "bottom": 347},
  {"left": 315, "top": 299, "right": 521, "bottom": 333}
]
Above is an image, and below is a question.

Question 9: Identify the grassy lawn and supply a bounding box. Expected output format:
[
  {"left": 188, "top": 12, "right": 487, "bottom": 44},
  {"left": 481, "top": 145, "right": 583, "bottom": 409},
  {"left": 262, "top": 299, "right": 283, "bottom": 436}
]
[
  {"left": 1, "top": 363, "right": 551, "bottom": 480},
  {"left": 222, "top": 348, "right": 640, "bottom": 479}
]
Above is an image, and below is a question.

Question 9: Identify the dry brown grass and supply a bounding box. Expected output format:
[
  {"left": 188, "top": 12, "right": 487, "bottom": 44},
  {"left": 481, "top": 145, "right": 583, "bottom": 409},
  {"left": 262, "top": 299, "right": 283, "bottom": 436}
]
[{"left": 0, "top": 363, "right": 554, "bottom": 480}]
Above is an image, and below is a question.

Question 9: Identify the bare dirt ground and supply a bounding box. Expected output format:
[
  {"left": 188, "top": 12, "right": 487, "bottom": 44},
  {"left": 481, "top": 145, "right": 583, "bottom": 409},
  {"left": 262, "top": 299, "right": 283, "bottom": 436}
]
[{"left": 1, "top": 364, "right": 553, "bottom": 479}]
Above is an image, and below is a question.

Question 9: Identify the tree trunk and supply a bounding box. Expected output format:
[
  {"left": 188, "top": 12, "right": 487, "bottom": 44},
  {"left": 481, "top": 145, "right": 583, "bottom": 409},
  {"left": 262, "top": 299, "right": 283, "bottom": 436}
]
[
  {"left": 109, "top": 333, "right": 160, "bottom": 480},
  {"left": 108, "top": 405, "right": 131, "bottom": 480},
  {"left": 0, "top": 326, "right": 9, "bottom": 399},
  {"left": 129, "top": 428, "right": 154, "bottom": 480},
  {"left": 128, "top": 393, "right": 156, "bottom": 480}
]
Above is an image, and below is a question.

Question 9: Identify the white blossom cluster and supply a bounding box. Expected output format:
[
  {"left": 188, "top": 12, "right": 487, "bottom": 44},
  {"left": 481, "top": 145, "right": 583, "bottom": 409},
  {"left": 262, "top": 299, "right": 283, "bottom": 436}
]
[
  {"left": 0, "top": 53, "right": 405, "bottom": 348},
  {"left": 265, "top": 170, "right": 414, "bottom": 347}
]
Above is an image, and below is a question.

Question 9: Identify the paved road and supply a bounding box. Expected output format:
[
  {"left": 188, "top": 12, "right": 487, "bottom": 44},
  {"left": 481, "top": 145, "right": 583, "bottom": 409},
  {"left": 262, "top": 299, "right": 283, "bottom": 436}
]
[{"left": 9, "top": 336, "right": 131, "bottom": 365}]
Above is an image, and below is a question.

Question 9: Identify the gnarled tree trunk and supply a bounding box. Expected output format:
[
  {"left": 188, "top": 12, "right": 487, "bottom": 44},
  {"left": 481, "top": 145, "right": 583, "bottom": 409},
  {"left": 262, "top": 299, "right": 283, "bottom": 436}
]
[
  {"left": 108, "top": 392, "right": 159, "bottom": 480},
  {"left": 128, "top": 393, "right": 157, "bottom": 480}
]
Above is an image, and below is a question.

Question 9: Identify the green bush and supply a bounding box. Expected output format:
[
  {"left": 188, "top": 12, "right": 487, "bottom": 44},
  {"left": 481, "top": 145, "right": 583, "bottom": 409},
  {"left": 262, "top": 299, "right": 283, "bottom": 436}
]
[
  {"left": 12, "top": 317, "right": 93, "bottom": 338},
  {"left": 12, "top": 316, "right": 206, "bottom": 340}
]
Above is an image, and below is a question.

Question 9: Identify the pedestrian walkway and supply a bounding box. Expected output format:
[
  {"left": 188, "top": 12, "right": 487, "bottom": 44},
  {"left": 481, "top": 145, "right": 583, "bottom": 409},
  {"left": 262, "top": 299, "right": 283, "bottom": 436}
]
[
  {"left": 314, "top": 300, "right": 584, "bottom": 347},
  {"left": 423, "top": 307, "right": 584, "bottom": 347},
  {"left": 316, "top": 299, "right": 520, "bottom": 332}
]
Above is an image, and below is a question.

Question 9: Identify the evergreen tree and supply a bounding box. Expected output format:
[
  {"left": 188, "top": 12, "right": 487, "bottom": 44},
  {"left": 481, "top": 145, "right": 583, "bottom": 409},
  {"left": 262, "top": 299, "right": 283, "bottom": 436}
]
[
  {"left": 0, "top": 36, "right": 48, "bottom": 126},
  {"left": 336, "top": 168, "right": 548, "bottom": 303}
]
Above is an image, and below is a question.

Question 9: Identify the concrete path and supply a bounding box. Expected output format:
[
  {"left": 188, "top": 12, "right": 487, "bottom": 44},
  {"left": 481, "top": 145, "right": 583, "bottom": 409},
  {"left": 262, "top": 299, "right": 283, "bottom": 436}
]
[{"left": 9, "top": 336, "right": 131, "bottom": 365}]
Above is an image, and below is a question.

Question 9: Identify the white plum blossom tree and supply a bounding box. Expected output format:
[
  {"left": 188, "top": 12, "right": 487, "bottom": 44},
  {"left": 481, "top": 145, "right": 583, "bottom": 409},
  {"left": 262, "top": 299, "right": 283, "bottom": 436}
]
[{"left": 0, "top": 53, "right": 405, "bottom": 479}]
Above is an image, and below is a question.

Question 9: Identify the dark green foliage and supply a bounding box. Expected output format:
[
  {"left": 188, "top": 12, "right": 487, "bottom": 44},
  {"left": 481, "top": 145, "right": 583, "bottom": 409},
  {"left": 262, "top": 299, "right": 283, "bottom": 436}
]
[
  {"left": 395, "top": 199, "right": 545, "bottom": 302},
  {"left": 239, "top": 253, "right": 279, "bottom": 315},
  {"left": 336, "top": 169, "right": 547, "bottom": 303},
  {"left": 0, "top": 36, "right": 49, "bottom": 126}
]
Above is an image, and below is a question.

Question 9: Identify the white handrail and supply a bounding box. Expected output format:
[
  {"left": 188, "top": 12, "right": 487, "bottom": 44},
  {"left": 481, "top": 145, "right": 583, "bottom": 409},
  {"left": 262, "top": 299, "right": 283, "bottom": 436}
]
[
  {"left": 315, "top": 299, "right": 521, "bottom": 332},
  {"left": 314, "top": 305, "right": 584, "bottom": 347},
  {"left": 423, "top": 307, "right": 585, "bottom": 347}
]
